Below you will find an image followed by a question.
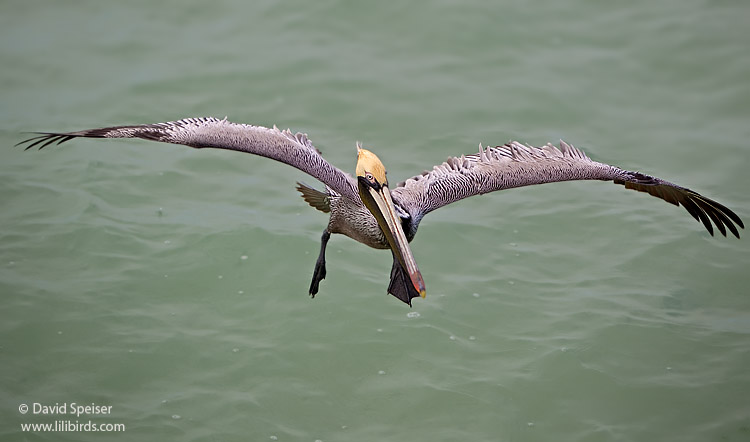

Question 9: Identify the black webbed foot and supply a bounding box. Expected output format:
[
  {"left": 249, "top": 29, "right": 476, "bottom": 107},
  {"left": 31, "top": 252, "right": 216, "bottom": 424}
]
[{"left": 309, "top": 230, "right": 331, "bottom": 297}]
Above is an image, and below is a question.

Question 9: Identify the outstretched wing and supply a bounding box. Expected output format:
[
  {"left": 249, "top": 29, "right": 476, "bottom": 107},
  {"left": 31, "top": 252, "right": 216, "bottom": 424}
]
[
  {"left": 16, "top": 117, "right": 358, "bottom": 200},
  {"left": 393, "top": 141, "right": 743, "bottom": 238}
]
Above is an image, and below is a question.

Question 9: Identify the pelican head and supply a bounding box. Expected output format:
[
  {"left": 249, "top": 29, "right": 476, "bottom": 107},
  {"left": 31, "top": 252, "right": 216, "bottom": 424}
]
[
  {"left": 355, "top": 143, "right": 426, "bottom": 301},
  {"left": 356, "top": 142, "right": 388, "bottom": 187}
]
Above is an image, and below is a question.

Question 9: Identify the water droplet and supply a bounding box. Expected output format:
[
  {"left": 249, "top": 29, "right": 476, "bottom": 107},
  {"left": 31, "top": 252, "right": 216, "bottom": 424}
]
[
  {"left": 315, "top": 439, "right": 322, "bottom": 442},
  {"left": 171, "top": 414, "right": 181, "bottom": 420},
  {"left": 469, "top": 336, "right": 476, "bottom": 341},
  {"left": 218, "top": 275, "right": 223, "bottom": 279},
  {"left": 472, "top": 293, "right": 480, "bottom": 298},
  {"left": 269, "top": 436, "right": 278, "bottom": 441},
  {"left": 378, "top": 370, "right": 386, "bottom": 375},
  {"left": 509, "top": 242, "right": 517, "bottom": 246},
  {"left": 527, "top": 422, "right": 535, "bottom": 427},
  {"left": 666, "top": 366, "right": 672, "bottom": 371},
  {"left": 449, "top": 335, "right": 457, "bottom": 341},
  {"left": 57, "top": 331, "right": 63, "bottom": 335},
  {"left": 161, "top": 399, "right": 168, "bottom": 404},
  {"left": 341, "top": 425, "right": 347, "bottom": 429},
  {"left": 240, "top": 255, "right": 248, "bottom": 260},
  {"left": 238, "top": 290, "right": 244, "bottom": 295},
  {"left": 406, "top": 311, "right": 420, "bottom": 318},
  {"left": 508, "top": 281, "right": 515, "bottom": 285},
  {"left": 164, "top": 240, "right": 171, "bottom": 245},
  {"left": 376, "top": 328, "right": 383, "bottom": 332},
  {"left": 232, "top": 348, "right": 239, "bottom": 353}
]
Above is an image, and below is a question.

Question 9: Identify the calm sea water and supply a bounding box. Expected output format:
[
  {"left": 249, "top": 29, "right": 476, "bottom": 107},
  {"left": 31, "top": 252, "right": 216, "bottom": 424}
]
[{"left": 2, "top": 1, "right": 749, "bottom": 441}]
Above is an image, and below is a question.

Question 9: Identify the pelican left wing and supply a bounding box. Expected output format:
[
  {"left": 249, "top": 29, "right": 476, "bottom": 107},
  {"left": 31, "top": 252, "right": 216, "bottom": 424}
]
[
  {"left": 16, "top": 117, "right": 359, "bottom": 201},
  {"left": 393, "top": 141, "right": 743, "bottom": 238}
]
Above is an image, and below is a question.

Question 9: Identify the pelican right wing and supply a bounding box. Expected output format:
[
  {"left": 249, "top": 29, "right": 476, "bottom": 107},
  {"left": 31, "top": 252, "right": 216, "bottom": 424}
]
[
  {"left": 394, "top": 141, "right": 743, "bottom": 238},
  {"left": 16, "top": 117, "right": 359, "bottom": 201}
]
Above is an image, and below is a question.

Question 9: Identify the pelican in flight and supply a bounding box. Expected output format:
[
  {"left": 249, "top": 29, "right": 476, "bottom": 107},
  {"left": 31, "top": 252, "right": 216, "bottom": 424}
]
[{"left": 17, "top": 117, "right": 743, "bottom": 306}]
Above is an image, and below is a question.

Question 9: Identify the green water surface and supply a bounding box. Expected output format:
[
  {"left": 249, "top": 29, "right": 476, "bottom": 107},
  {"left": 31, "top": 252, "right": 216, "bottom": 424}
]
[{"left": 1, "top": 1, "right": 749, "bottom": 441}]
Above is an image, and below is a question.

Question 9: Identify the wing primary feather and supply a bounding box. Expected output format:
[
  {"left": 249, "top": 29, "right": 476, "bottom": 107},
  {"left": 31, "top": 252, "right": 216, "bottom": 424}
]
[
  {"left": 680, "top": 197, "right": 714, "bottom": 236},
  {"left": 700, "top": 202, "right": 727, "bottom": 237}
]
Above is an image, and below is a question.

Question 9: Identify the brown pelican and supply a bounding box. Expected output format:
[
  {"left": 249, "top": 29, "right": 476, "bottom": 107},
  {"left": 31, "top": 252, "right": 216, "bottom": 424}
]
[{"left": 17, "top": 117, "right": 743, "bottom": 306}]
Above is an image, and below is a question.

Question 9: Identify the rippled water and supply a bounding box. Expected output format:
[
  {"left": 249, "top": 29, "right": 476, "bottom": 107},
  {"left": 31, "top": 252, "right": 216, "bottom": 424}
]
[{"left": 2, "top": 1, "right": 749, "bottom": 441}]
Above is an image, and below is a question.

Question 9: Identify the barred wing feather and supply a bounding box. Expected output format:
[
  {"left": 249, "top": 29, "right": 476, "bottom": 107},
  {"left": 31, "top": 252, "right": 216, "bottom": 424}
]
[
  {"left": 394, "top": 141, "right": 743, "bottom": 238},
  {"left": 16, "top": 117, "right": 359, "bottom": 201}
]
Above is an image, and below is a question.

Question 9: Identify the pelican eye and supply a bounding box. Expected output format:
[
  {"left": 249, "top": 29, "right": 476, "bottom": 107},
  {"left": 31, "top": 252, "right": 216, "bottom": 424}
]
[{"left": 365, "top": 172, "right": 375, "bottom": 183}]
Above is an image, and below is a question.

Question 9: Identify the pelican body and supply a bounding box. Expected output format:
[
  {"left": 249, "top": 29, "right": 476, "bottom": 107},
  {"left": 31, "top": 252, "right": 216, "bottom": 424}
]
[{"left": 17, "top": 117, "right": 743, "bottom": 306}]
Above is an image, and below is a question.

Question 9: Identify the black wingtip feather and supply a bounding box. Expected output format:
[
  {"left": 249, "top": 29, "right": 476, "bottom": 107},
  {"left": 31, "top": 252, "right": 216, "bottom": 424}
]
[
  {"left": 684, "top": 197, "right": 714, "bottom": 236},
  {"left": 15, "top": 132, "right": 81, "bottom": 150},
  {"left": 615, "top": 171, "right": 743, "bottom": 239},
  {"left": 702, "top": 206, "right": 728, "bottom": 237}
]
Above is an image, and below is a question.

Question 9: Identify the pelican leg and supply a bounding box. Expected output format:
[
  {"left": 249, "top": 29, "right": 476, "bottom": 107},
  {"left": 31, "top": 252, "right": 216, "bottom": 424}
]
[
  {"left": 309, "top": 230, "right": 330, "bottom": 297},
  {"left": 387, "top": 252, "right": 421, "bottom": 307}
]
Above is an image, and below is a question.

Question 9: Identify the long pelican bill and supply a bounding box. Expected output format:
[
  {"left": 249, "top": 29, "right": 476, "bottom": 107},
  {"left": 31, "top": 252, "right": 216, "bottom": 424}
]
[{"left": 358, "top": 175, "right": 427, "bottom": 300}]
